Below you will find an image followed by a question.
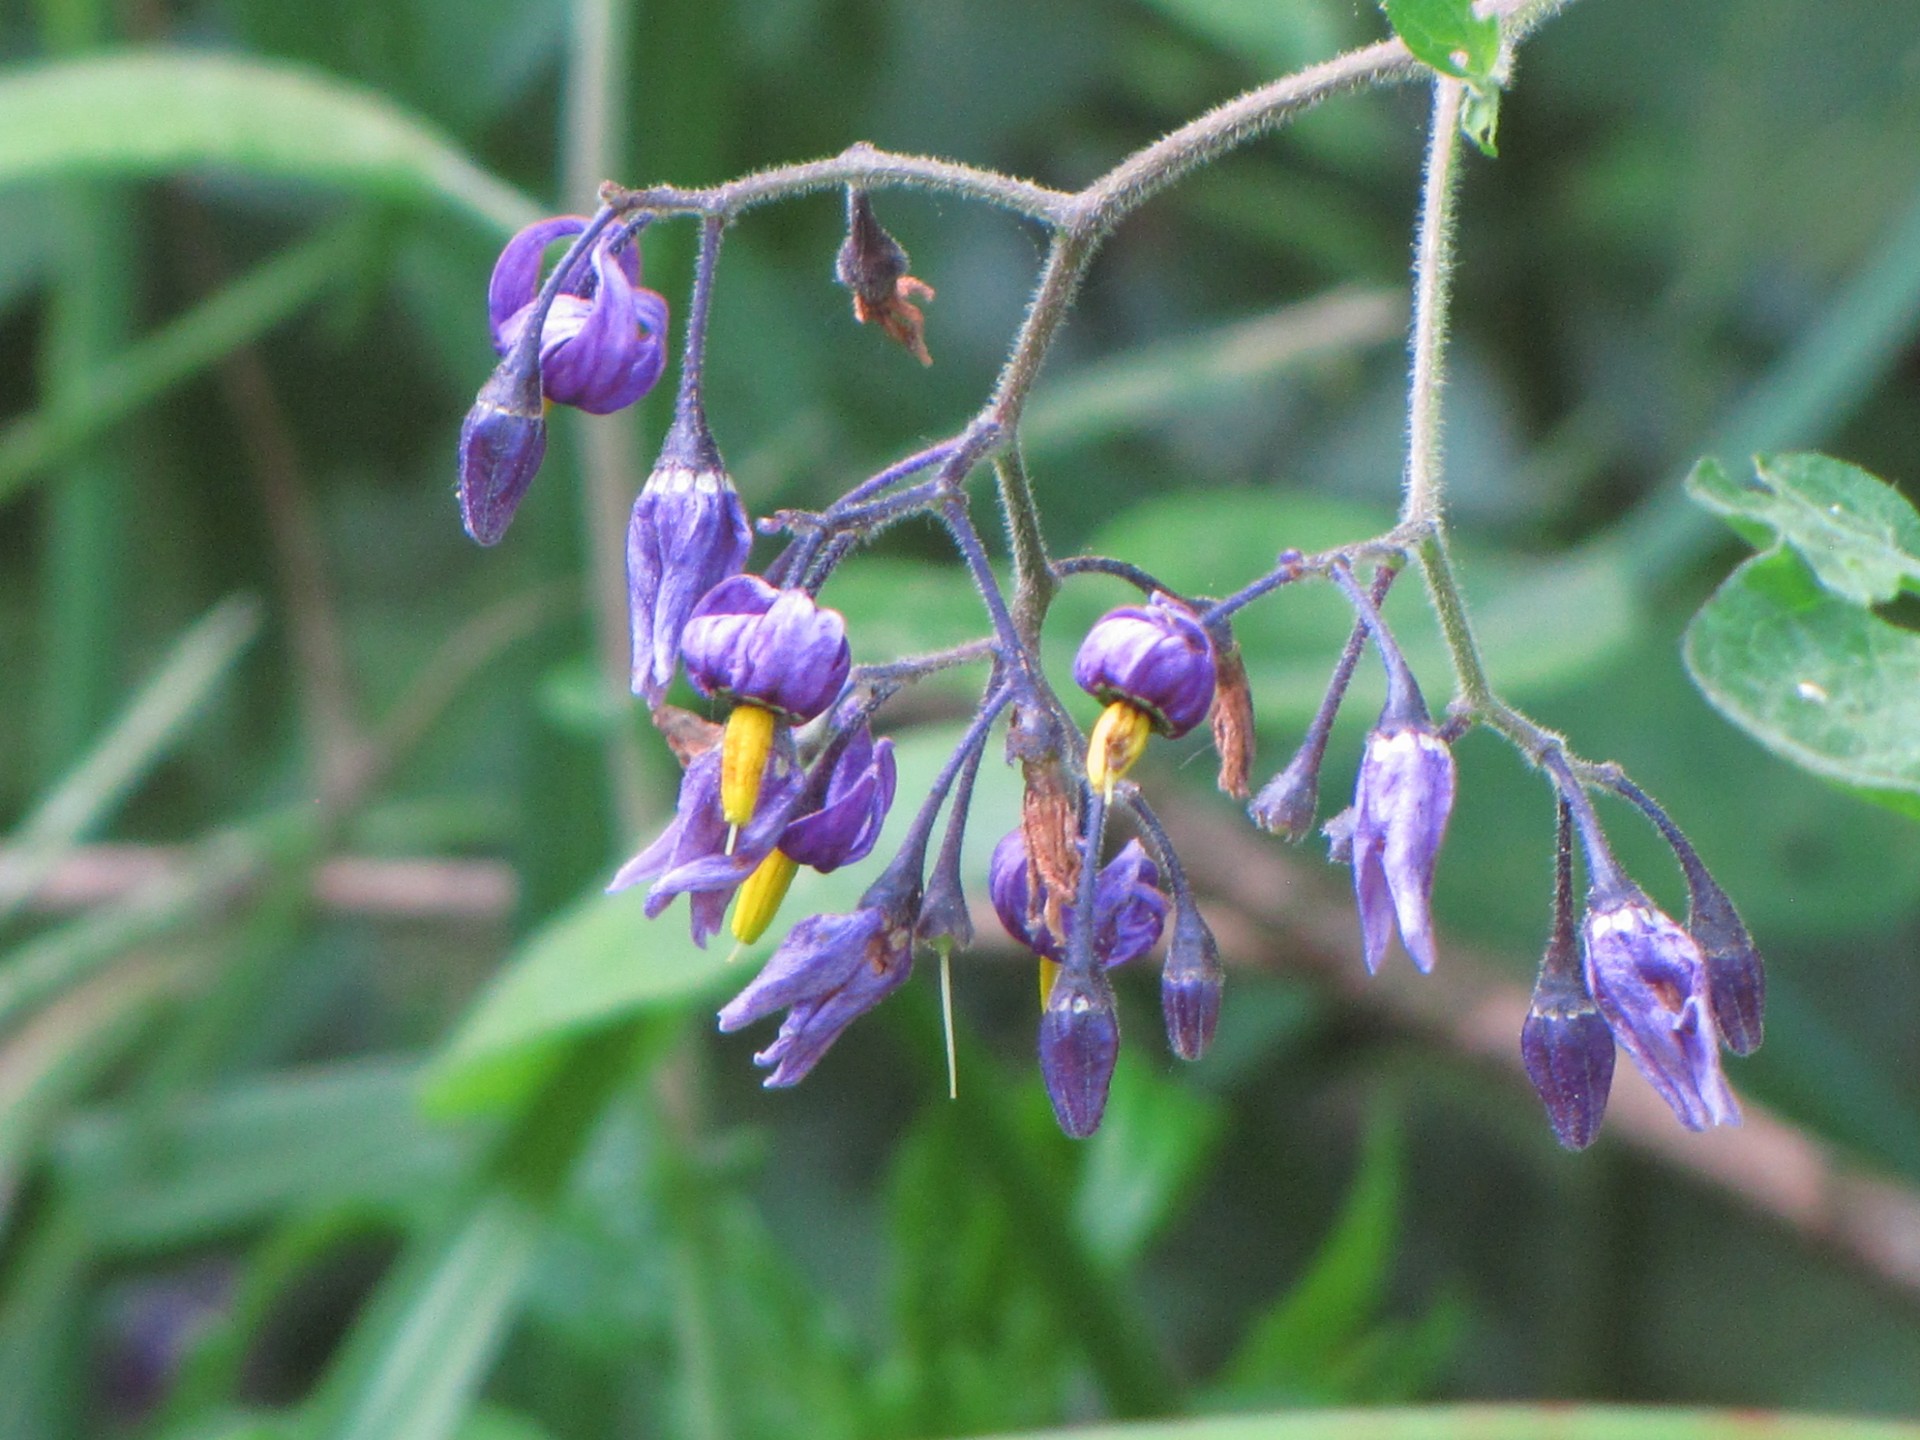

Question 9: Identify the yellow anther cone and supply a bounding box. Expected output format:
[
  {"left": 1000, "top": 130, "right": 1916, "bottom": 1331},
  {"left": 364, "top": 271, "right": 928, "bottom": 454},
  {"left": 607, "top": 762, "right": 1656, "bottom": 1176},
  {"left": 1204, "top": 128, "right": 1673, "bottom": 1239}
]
[
  {"left": 732, "top": 849, "right": 799, "bottom": 946},
  {"left": 1087, "top": 700, "right": 1151, "bottom": 800},
  {"left": 721, "top": 702, "right": 778, "bottom": 826},
  {"left": 1038, "top": 956, "right": 1061, "bottom": 1007}
]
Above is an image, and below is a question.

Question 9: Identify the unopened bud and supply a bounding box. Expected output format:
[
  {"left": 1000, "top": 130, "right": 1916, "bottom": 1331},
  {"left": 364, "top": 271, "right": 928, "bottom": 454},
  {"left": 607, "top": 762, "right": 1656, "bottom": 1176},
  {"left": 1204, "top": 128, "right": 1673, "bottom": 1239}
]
[
  {"left": 1684, "top": 865, "right": 1764, "bottom": 1056},
  {"left": 1250, "top": 749, "right": 1321, "bottom": 843},
  {"left": 1520, "top": 970, "right": 1615, "bottom": 1150},
  {"left": 1160, "top": 900, "right": 1223, "bottom": 1061},
  {"left": 457, "top": 351, "right": 548, "bottom": 546},
  {"left": 1038, "top": 965, "right": 1120, "bottom": 1138}
]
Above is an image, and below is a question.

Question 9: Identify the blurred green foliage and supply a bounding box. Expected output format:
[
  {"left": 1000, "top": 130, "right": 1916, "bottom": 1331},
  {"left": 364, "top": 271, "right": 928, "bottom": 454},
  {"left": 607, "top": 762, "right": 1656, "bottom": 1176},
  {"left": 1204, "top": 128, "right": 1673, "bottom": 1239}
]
[{"left": 3, "top": 0, "right": 1920, "bottom": 1437}]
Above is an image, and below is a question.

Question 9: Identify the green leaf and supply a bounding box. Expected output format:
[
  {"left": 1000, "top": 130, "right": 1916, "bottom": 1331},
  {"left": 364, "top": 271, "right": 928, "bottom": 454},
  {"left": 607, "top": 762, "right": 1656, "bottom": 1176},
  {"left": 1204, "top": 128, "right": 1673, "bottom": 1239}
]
[
  {"left": 956, "top": 1408, "right": 1920, "bottom": 1439},
  {"left": 1218, "top": 1108, "right": 1401, "bottom": 1399},
  {"left": 1072, "top": 1061, "right": 1225, "bottom": 1268},
  {"left": 1686, "top": 453, "right": 1920, "bottom": 605},
  {"left": 0, "top": 53, "right": 538, "bottom": 236},
  {"left": 56, "top": 1061, "right": 476, "bottom": 1252},
  {"left": 1021, "top": 290, "right": 1404, "bottom": 461},
  {"left": 1459, "top": 82, "right": 1500, "bottom": 157},
  {"left": 303, "top": 1194, "right": 543, "bottom": 1440},
  {"left": 0, "top": 596, "right": 260, "bottom": 922},
  {"left": 1684, "top": 548, "right": 1920, "bottom": 801},
  {"left": 1380, "top": 0, "right": 1500, "bottom": 83},
  {"left": 0, "top": 958, "right": 189, "bottom": 1226}
]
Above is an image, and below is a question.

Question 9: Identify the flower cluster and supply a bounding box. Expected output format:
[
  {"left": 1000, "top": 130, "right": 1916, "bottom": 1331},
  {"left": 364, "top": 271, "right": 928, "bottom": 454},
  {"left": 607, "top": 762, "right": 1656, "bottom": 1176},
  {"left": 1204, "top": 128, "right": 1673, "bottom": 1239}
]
[{"left": 454, "top": 200, "right": 1762, "bottom": 1147}]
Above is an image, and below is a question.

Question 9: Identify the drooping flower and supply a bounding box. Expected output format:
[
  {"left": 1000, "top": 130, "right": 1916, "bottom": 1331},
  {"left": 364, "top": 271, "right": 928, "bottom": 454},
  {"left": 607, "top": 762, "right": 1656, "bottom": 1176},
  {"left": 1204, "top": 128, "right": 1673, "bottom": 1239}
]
[
  {"left": 1349, "top": 722, "right": 1456, "bottom": 974},
  {"left": 717, "top": 870, "right": 919, "bottom": 1086},
  {"left": 731, "top": 724, "right": 897, "bottom": 946},
  {"left": 988, "top": 830, "right": 1167, "bottom": 972},
  {"left": 1072, "top": 594, "right": 1216, "bottom": 798},
  {"left": 681, "top": 575, "right": 853, "bottom": 827},
  {"left": 607, "top": 742, "right": 803, "bottom": 947},
  {"left": 1039, "top": 964, "right": 1121, "bottom": 1139},
  {"left": 628, "top": 404, "right": 752, "bottom": 708},
  {"left": 488, "top": 216, "right": 669, "bottom": 416},
  {"left": 1582, "top": 892, "right": 1741, "bottom": 1132}
]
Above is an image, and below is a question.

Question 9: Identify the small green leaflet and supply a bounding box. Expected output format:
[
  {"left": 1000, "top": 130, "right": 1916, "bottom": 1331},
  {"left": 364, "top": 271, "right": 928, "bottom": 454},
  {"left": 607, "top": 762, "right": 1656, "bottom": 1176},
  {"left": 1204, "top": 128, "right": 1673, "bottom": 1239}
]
[
  {"left": 1683, "top": 453, "right": 1920, "bottom": 815},
  {"left": 1380, "top": 0, "right": 1500, "bottom": 85}
]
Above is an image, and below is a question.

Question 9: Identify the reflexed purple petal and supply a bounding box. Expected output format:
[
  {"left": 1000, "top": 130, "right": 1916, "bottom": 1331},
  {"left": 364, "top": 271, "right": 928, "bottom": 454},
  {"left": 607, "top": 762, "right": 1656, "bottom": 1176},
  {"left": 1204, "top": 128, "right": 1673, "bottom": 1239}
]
[
  {"left": 487, "top": 216, "right": 586, "bottom": 348},
  {"left": 1583, "top": 897, "right": 1740, "bottom": 1131},
  {"left": 1072, "top": 595, "right": 1216, "bottom": 737},
  {"left": 484, "top": 217, "right": 668, "bottom": 416},
  {"left": 540, "top": 241, "right": 665, "bottom": 414},
  {"left": 989, "top": 830, "right": 1165, "bottom": 968},
  {"left": 681, "top": 576, "right": 851, "bottom": 723},
  {"left": 1090, "top": 840, "right": 1167, "bottom": 967},
  {"left": 717, "top": 903, "right": 915, "bottom": 1086},
  {"left": 609, "top": 750, "right": 725, "bottom": 894},
  {"left": 780, "top": 736, "right": 896, "bottom": 871},
  {"left": 608, "top": 745, "right": 802, "bottom": 947}
]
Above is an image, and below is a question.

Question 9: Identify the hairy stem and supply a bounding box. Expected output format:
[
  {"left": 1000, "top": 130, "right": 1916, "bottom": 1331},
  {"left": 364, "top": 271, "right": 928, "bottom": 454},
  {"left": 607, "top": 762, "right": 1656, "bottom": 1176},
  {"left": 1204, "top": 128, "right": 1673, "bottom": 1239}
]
[{"left": 1402, "top": 78, "right": 1467, "bottom": 528}]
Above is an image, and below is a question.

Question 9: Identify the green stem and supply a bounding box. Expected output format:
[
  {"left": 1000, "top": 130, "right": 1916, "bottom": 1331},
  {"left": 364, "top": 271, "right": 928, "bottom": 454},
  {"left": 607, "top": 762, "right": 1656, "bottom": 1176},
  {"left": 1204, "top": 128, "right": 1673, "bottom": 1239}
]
[
  {"left": 996, "top": 447, "right": 1055, "bottom": 645},
  {"left": 564, "top": 0, "right": 650, "bottom": 840},
  {"left": 1401, "top": 78, "right": 1467, "bottom": 528}
]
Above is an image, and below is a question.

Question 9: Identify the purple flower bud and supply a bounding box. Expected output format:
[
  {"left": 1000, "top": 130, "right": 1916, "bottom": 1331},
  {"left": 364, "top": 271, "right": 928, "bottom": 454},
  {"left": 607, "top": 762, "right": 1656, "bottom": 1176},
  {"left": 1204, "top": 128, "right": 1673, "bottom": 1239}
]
[
  {"left": 1039, "top": 964, "right": 1121, "bottom": 1138},
  {"left": 915, "top": 861, "right": 973, "bottom": 954},
  {"left": 608, "top": 743, "right": 804, "bottom": 946},
  {"left": 1520, "top": 970, "right": 1615, "bottom": 1150},
  {"left": 1072, "top": 594, "right": 1216, "bottom": 738},
  {"left": 489, "top": 216, "right": 669, "bottom": 416},
  {"left": 1249, "top": 749, "right": 1320, "bottom": 843},
  {"left": 1686, "top": 871, "right": 1765, "bottom": 1056},
  {"left": 680, "top": 575, "right": 852, "bottom": 723},
  {"left": 456, "top": 350, "right": 548, "bottom": 546},
  {"left": 628, "top": 411, "right": 753, "bottom": 707},
  {"left": 1350, "top": 722, "right": 1456, "bottom": 974},
  {"left": 1161, "top": 901, "right": 1224, "bottom": 1062},
  {"left": 1582, "top": 893, "right": 1741, "bottom": 1131},
  {"left": 988, "top": 830, "right": 1167, "bottom": 967},
  {"left": 717, "top": 888, "right": 918, "bottom": 1086},
  {"left": 779, "top": 725, "right": 897, "bottom": 872}
]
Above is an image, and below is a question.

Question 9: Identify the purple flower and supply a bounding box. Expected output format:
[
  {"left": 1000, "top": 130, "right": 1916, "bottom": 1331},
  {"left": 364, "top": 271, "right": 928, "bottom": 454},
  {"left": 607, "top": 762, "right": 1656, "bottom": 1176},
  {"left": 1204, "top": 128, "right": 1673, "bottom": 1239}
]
[
  {"left": 488, "top": 216, "right": 668, "bottom": 416},
  {"left": 1520, "top": 971, "right": 1616, "bottom": 1151},
  {"left": 680, "top": 575, "right": 852, "bottom": 723},
  {"left": 780, "top": 725, "right": 897, "bottom": 872},
  {"left": 607, "top": 743, "right": 803, "bottom": 946},
  {"left": 988, "top": 830, "right": 1167, "bottom": 968},
  {"left": 457, "top": 342, "right": 549, "bottom": 547},
  {"left": 1582, "top": 893, "right": 1741, "bottom": 1131},
  {"left": 1039, "top": 964, "right": 1121, "bottom": 1138},
  {"left": 1350, "top": 722, "right": 1456, "bottom": 974},
  {"left": 628, "top": 410, "right": 753, "bottom": 708},
  {"left": 718, "top": 893, "right": 917, "bottom": 1086},
  {"left": 1072, "top": 595, "right": 1217, "bottom": 739}
]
